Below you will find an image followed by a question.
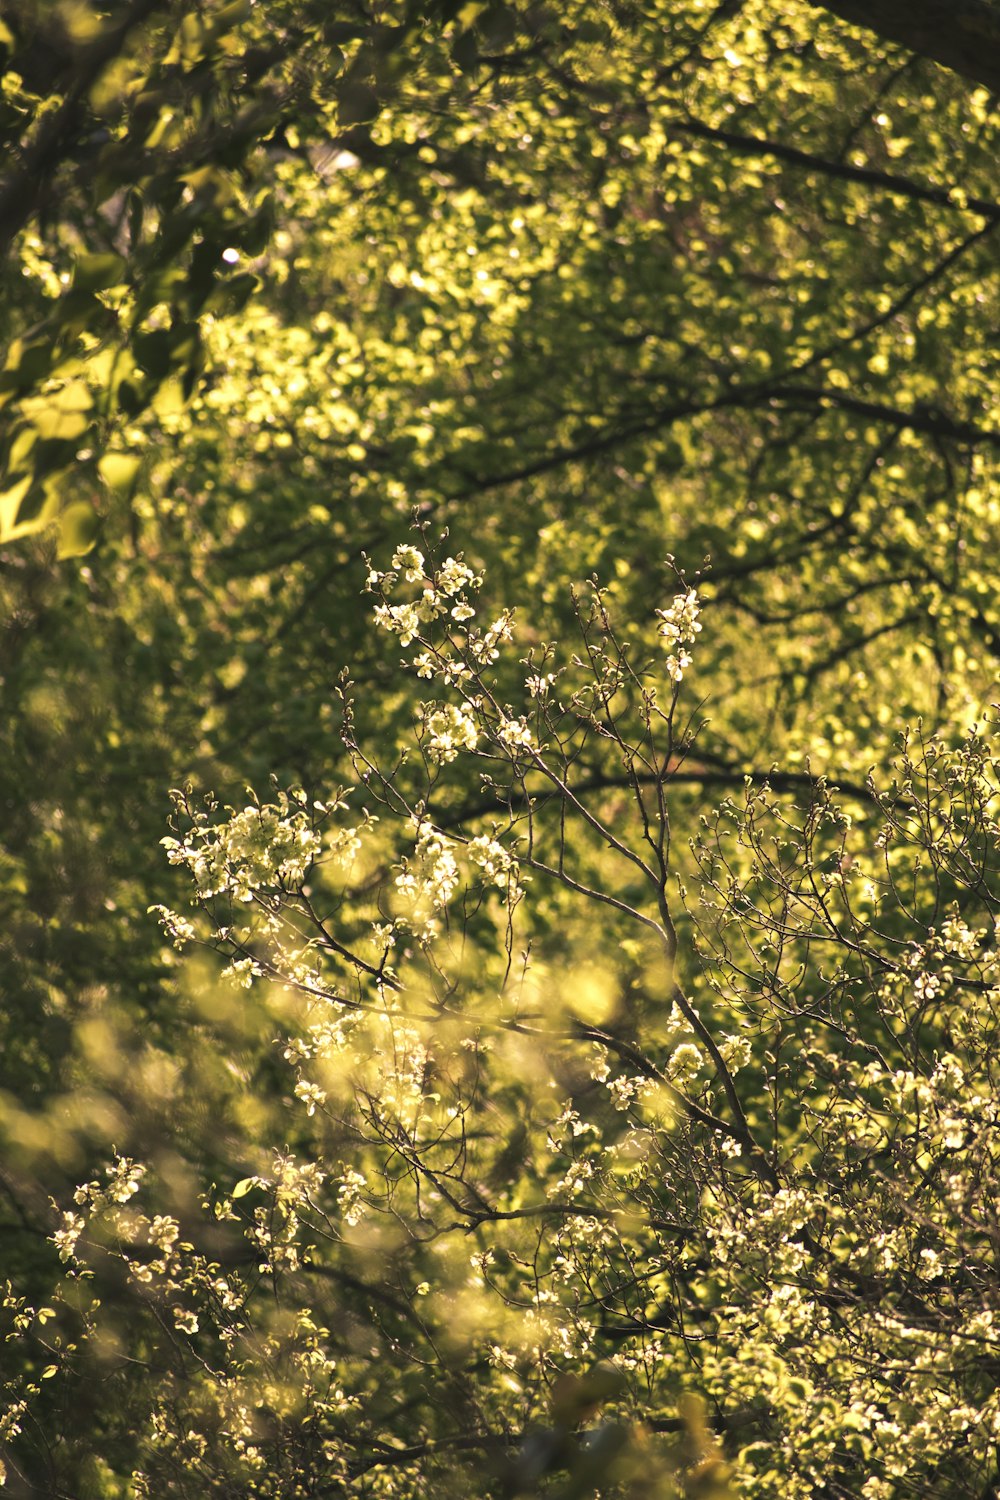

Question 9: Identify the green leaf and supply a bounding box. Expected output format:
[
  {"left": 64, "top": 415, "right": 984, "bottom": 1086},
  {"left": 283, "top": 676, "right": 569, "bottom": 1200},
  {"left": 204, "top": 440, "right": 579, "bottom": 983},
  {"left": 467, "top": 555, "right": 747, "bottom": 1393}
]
[
  {"left": 132, "top": 329, "right": 175, "bottom": 379},
  {"left": 56, "top": 502, "right": 99, "bottom": 559},
  {"left": 206, "top": 272, "right": 258, "bottom": 315},
  {"left": 98, "top": 453, "right": 142, "bottom": 494},
  {"left": 212, "top": 0, "right": 252, "bottom": 34},
  {"left": 478, "top": 3, "right": 516, "bottom": 48},
  {"left": 73, "top": 254, "right": 127, "bottom": 293},
  {"left": 337, "top": 80, "right": 379, "bottom": 125},
  {"left": 0, "top": 476, "right": 32, "bottom": 540},
  {"left": 150, "top": 377, "right": 187, "bottom": 419},
  {"left": 23, "top": 381, "right": 93, "bottom": 442},
  {"left": 0, "top": 340, "right": 52, "bottom": 393}
]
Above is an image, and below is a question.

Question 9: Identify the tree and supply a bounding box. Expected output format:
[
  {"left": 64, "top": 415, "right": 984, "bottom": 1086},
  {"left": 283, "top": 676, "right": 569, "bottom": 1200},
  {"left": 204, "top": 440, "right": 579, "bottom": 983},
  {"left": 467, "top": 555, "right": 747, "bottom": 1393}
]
[
  {"left": 8, "top": 546, "right": 1000, "bottom": 1498},
  {"left": 0, "top": 0, "right": 457, "bottom": 551},
  {"left": 807, "top": 0, "right": 1000, "bottom": 95},
  {"left": 1, "top": 1, "right": 999, "bottom": 1495}
]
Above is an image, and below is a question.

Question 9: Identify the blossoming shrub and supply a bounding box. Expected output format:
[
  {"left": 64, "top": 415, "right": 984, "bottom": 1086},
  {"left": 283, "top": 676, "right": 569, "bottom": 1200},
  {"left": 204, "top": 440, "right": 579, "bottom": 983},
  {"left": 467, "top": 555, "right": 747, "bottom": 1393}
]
[{"left": 5, "top": 545, "right": 1000, "bottom": 1499}]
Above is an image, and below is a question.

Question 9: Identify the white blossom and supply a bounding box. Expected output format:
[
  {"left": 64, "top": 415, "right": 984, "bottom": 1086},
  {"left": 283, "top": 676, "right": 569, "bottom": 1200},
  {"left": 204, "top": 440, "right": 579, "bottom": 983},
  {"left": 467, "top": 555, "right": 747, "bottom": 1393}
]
[
  {"left": 52, "top": 1211, "right": 85, "bottom": 1262},
  {"left": 390, "top": 544, "right": 425, "bottom": 581},
  {"left": 656, "top": 587, "right": 701, "bottom": 682},
  {"left": 421, "top": 702, "right": 478, "bottom": 763},
  {"left": 496, "top": 715, "right": 535, "bottom": 754},
  {"left": 294, "top": 1080, "right": 327, "bottom": 1117},
  {"left": 436, "top": 556, "right": 480, "bottom": 596}
]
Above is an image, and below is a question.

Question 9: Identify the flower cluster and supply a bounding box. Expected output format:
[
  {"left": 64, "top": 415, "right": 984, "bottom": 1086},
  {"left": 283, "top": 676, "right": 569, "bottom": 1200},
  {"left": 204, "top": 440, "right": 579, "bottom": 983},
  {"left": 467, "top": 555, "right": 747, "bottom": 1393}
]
[
  {"left": 41, "top": 1153, "right": 363, "bottom": 1497},
  {"left": 161, "top": 791, "right": 322, "bottom": 903},
  {"left": 368, "top": 545, "right": 519, "bottom": 732},
  {"left": 655, "top": 587, "right": 702, "bottom": 682},
  {"left": 392, "top": 819, "right": 523, "bottom": 939},
  {"left": 419, "top": 701, "right": 479, "bottom": 764},
  {"left": 467, "top": 833, "right": 524, "bottom": 902},
  {"left": 496, "top": 714, "right": 535, "bottom": 755},
  {"left": 336, "top": 1167, "right": 368, "bottom": 1228},
  {"left": 395, "top": 820, "right": 461, "bottom": 939},
  {"left": 469, "top": 611, "right": 513, "bottom": 667},
  {"left": 368, "top": 546, "right": 484, "bottom": 652}
]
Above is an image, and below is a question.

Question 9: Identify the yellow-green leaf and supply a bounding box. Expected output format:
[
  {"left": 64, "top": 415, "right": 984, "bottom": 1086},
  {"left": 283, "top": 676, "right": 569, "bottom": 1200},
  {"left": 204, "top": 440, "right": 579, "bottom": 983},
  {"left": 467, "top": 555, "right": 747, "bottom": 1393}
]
[
  {"left": 98, "top": 453, "right": 142, "bottom": 493},
  {"left": 56, "top": 502, "right": 99, "bottom": 559}
]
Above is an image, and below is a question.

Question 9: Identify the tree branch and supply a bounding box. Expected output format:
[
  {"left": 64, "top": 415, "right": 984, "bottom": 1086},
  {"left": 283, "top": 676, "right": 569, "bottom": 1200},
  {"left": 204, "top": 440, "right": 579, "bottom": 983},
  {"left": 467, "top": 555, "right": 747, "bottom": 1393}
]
[
  {"left": 670, "top": 116, "right": 1000, "bottom": 220},
  {"left": 806, "top": 0, "right": 1000, "bottom": 95},
  {"left": 764, "top": 386, "right": 1000, "bottom": 447},
  {"left": 431, "top": 764, "right": 894, "bottom": 834},
  {"left": 0, "top": 0, "right": 172, "bottom": 257}
]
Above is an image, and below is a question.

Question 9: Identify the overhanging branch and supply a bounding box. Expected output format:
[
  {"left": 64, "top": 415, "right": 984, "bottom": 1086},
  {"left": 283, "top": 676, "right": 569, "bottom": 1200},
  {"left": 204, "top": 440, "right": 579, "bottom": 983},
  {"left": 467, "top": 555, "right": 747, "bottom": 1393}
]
[{"left": 806, "top": 0, "right": 1000, "bottom": 95}]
